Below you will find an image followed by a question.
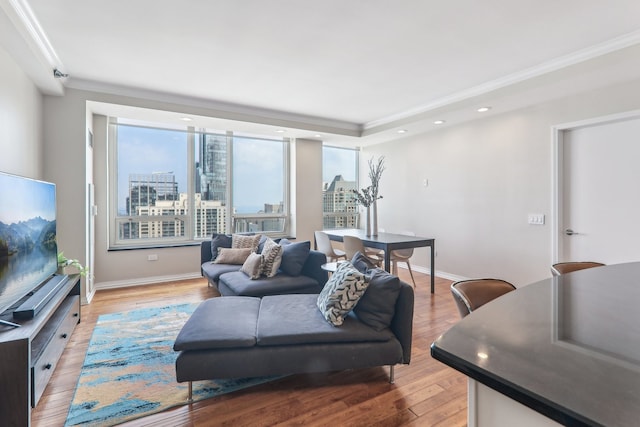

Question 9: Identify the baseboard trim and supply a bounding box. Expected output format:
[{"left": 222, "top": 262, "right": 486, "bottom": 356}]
[
  {"left": 399, "top": 264, "right": 467, "bottom": 283},
  {"left": 95, "top": 272, "right": 203, "bottom": 291}
]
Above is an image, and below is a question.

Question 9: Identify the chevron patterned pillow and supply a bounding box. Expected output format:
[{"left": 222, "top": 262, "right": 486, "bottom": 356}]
[
  {"left": 260, "top": 238, "right": 283, "bottom": 277},
  {"left": 316, "top": 261, "right": 368, "bottom": 326}
]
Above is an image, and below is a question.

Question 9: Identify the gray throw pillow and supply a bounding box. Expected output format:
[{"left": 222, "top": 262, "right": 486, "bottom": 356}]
[
  {"left": 210, "top": 233, "right": 232, "bottom": 261},
  {"left": 278, "top": 239, "right": 310, "bottom": 276},
  {"left": 351, "top": 251, "right": 378, "bottom": 273},
  {"left": 316, "top": 261, "right": 368, "bottom": 326},
  {"left": 353, "top": 268, "right": 402, "bottom": 331}
]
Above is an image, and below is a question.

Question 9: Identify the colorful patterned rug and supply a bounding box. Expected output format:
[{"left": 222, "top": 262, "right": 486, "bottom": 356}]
[{"left": 65, "top": 302, "right": 278, "bottom": 426}]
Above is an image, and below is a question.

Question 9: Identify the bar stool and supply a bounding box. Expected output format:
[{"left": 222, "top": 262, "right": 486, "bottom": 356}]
[
  {"left": 450, "top": 278, "right": 516, "bottom": 318},
  {"left": 550, "top": 262, "right": 605, "bottom": 276}
]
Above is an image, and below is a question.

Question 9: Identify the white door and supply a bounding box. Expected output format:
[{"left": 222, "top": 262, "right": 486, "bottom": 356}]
[{"left": 557, "top": 113, "right": 640, "bottom": 264}]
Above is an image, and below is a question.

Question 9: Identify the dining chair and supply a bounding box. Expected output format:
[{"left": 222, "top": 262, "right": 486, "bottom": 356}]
[
  {"left": 550, "top": 261, "right": 605, "bottom": 276},
  {"left": 343, "top": 236, "right": 383, "bottom": 267},
  {"left": 389, "top": 231, "right": 417, "bottom": 287},
  {"left": 314, "top": 231, "right": 346, "bottom": 262},
  {"left": 450, "top": 278, "right": 516, "bottom": 318}
]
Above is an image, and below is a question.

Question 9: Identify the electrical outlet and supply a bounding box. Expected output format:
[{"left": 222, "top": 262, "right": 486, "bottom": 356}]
[{"left": 148, "top": 254, "right": 158, "bottom": 261}]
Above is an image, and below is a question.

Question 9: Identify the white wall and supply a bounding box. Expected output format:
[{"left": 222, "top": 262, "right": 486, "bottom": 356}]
[
  {"left": 0, "top": 45, "right": 43, "bottom": 178},
  {"left": 40, "top": 76, "right": 640, "bottom": 291},
  {"left": 290, "top": 138, "right": 324, "bottom": 243},
  {"left": 363, "top": 77, "right": 640, "bottom": 286}
]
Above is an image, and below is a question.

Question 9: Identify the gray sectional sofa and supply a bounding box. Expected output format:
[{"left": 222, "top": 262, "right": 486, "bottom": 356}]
[
  {"left": 174, "top": 263, "right": 414, "bottom": 399},
  {"left": 200, "top": 238, "right": 329, "bottom": 296}
]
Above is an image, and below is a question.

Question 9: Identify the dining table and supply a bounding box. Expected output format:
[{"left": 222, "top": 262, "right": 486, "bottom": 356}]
[{"left": 322, "top": 228, "right": 436, "bottom": 293}]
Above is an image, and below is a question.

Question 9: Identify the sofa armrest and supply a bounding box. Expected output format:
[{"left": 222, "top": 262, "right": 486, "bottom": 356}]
[
  {"left": 301, "top": 250, "right": 329, "bottom": 288},
  {"left": 390, "top": 281, "right": 414, "bottom": 364},
  {"left": 201, "top": 240, "right": 212, "bottom": 275}
]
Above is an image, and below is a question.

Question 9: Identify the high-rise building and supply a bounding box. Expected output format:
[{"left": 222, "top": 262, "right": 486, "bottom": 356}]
[
  {"left": 122, "top": 172, "right": 225, "bottom": 239},
  {"left": 322, "top": 175, "right": 358, "bottom": 229},
  {"left": 198, "top": 133, "right": 227, "bottom": 202}
]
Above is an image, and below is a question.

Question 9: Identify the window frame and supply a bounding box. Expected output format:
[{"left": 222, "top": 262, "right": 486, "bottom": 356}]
[
  {"left": 321, "top": 145, "right": 360, "bottom": 230},
  {"left": 107, "top": 118, "right": 289, "bottom": 250}
]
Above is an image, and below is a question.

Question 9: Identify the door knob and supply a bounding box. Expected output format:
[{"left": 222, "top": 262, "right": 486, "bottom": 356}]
[{"left": 565, "top": 229, "right": 579, "bottom": 236}]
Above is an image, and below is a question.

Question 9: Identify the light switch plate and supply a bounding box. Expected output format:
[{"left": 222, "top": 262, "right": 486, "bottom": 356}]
[{"left": 528, "top": 214, "right": 545, "bottom": 225}]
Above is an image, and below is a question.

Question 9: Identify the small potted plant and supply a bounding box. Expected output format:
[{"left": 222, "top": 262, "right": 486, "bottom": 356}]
[{"left": 57, "top": 252, "right": 89, "bottom": 276}]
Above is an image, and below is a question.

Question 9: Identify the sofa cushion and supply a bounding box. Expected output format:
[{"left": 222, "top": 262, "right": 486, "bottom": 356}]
[
  {"left": 279, "top": 239, "right": 310, "bottom": 276},
  {"left": 316, "top": 261, "right": 368, "bottom": 326},
  {"left": 218, "top": 271, "right": 320, "bottom": 297},
  {"left": 201, "top": 262, "right": 241, "bottom": 283},
  {"left": 173, "top": 297, "right": 260, "bottom": 351},
  {"left": 241, "top": 252, "right": 263, "bottom": 279},
  {"left": 353, "top": 268, "right": 402, "bottom": 331},
  {"left": 257, "top": 294, "right": 394, "bottom": 346},
  {"left": 210, "top": 233, "right": 232, "bottom": 261},
  {"left": 260, "top": 238, "right": 283, "bottom": 278},
  {"left": 232, "top": 234, "right": 262, "bottom": 252},
  {"left": 214, "top": 247, "right": 253, "bottom": 265}
]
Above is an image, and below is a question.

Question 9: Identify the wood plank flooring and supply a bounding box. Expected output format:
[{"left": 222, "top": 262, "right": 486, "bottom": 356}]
[{"left": 31, "top": 270, "right": 466, "bottom": 426}]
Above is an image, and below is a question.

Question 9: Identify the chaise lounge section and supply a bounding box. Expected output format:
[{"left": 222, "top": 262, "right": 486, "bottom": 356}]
[{"left": 174, "top": 265, "right": 414, "bottom": 399}]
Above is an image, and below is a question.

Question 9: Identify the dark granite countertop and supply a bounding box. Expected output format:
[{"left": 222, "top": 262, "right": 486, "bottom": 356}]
[{"left": 431, "top": 262, "right": 640, "bottom": 427}]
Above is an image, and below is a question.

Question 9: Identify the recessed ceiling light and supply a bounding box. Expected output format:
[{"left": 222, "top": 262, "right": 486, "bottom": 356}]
[
  {"left": 397, "top": 129, "right": 408, "bottom": 134},
  {"left": 314, "top": 134, "right": 322, "bottom": 138},
  {"left": 180, "top": 117, "right": 192, "bottom": 122},
  {"left": 434, "top": 120, "right": 446, "bottom": 125},
  {"left": 275, "top": 129, "right": 286, "bottom": 133},
  {"left": 477, "top": 106, "right": 491, "bottom": 113}
]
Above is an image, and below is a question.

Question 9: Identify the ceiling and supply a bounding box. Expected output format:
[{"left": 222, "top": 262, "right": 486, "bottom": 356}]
[{"left": 4, "top": 1, "right": 640, "bottom": 146}]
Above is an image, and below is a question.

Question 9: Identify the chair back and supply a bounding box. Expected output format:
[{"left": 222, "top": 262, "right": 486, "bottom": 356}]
[
  {"left": 450, "top": 278, "right": 516, "bottom": 318},
  {"left": 343, "top": 235, "right": 367, "bottom": 260},
  {"left": 315, "top": 231, "right": 336, "bottom": 257},
  {"left": 393, "top": 231, "right": 416, "bottom": 258},
  {"left": 550, "top": 261, "right": 605, "bottom": 276}
]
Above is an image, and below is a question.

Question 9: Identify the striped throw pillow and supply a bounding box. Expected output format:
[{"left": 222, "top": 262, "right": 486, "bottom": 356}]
[
  {"left": 261, "top": 238, "right": 283, "bottom": 277},
  {"left": 232, "top": 234, "right": 261, "bottom": 252}
]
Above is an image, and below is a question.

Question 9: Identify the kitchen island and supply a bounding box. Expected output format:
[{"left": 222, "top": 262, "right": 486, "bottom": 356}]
[{"left": 431, "top": 262, "right": 640, "bottom": 427}]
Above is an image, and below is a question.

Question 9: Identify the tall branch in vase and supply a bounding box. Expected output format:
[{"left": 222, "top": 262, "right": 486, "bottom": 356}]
[
  {"left": 352, "top": 156, "right": 385, "bottom": 236},
  {"left": 368, "top": 156, "right": 385, "bottom": 236}
]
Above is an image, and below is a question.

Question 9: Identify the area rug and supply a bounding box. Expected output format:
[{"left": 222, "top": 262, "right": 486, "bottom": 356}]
[{"left": 65, "top": 302, "right": 279, "bottom": 427}]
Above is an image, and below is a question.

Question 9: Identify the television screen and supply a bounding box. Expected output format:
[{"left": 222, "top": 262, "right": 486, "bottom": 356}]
[{"left": 0, "top": 172, "right": 58, "bottom": 316}]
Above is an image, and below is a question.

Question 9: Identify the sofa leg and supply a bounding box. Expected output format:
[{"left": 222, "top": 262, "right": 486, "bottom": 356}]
[
  {"left": 389, "top": 365, "right": 395, "bottom": 384},
  {"left": 187, "top": 381, "right": 193, "bottom": 402}
]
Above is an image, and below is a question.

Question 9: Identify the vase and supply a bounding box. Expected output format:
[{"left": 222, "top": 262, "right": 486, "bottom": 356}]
[
  {"left": 365, "top": 206, "right": 371, "bottom": 236},
  {"left": 372, "top": 200, "right": 378, "bottom": 236}
]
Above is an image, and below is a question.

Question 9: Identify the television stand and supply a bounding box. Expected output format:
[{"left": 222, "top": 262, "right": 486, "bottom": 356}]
[
  {"left": 0, "top": 319, "right": 20, "bottom": 328},
  {"left": 0, "top": 274, "right": 81, "bottom": 427}
]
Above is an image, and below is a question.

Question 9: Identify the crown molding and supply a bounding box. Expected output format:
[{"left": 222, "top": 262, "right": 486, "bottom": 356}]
[
  {"left": 363, "top": 29, "right": 640, "bottom": 131},
  {"left": 0, "top": 0, "right": 63, "bottom": 94},
  {"left": 66, "top": 77, "right": 362, "bottom": 137}
]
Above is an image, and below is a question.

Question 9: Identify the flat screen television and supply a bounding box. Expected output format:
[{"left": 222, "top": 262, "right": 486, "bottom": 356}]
[{"left": 0, "top": 172, "right": 58, "bottom": 322}]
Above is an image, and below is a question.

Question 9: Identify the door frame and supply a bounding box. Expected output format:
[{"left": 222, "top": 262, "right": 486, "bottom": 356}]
[{"left": 551, "top": 109, "right": 640, "bottom": 264}]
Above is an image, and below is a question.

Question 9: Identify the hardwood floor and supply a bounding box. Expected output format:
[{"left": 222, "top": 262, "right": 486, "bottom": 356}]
[{"left": 31, "top": 270, "right": 467, "bottom": 426}]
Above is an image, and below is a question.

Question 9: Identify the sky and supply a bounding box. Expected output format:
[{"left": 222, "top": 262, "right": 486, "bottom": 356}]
[
  {"left": 323, "top": 147, "right": 357, "bottom": 183},
  {"left": 116, "top": 125, "right": 358, "bottom": 214},
  {"left": 0, "top": 173, "right": 56, "bottom": 224}
]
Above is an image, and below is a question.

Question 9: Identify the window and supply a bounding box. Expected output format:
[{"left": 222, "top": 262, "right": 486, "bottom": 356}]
[
  {"left": 109, "top": 120, "right": 288, "bottom": 249},
  {"left": 322, "top": 146, "right": 359, "bottom": 229},
  {"left": 232, "top": 135, "right": 287, "bottom": 234}
]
